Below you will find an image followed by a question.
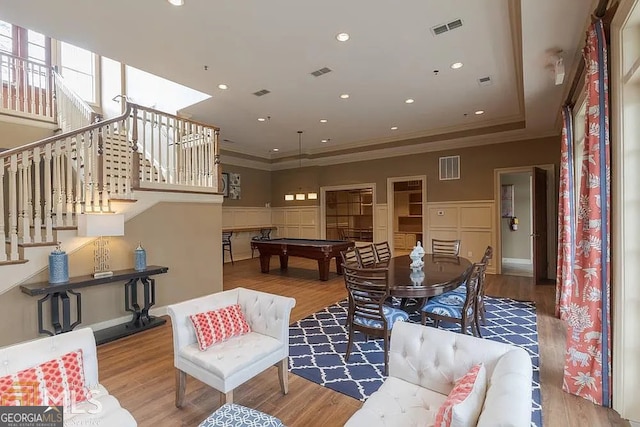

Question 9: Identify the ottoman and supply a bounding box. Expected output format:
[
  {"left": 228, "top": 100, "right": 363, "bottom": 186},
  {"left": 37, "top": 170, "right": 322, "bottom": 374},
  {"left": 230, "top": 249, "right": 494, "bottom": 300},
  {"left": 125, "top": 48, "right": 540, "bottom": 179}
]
[{"left": 198, "top": 403, "right": 285, "bottom": 427}]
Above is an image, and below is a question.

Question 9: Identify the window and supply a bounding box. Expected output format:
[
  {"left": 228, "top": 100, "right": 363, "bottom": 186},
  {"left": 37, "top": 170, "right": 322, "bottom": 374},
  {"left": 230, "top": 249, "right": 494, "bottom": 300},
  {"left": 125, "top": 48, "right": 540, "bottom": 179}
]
[{"left": 60, "top": 42, "right": 96, "bottom": 103}]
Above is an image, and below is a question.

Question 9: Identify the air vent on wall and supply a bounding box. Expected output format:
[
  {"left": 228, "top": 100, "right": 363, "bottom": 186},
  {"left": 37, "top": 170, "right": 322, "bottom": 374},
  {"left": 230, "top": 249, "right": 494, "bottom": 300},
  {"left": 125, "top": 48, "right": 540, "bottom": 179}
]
[
  {"left": 253, "top": 89, "right": 271, "bottom": 97},
  {"left": 439, "top": 155, "right": 460, "bottom": 180},
  {"left": 311, "top": 67, "right": 332, "bottom": 77},
  {"left": 477, "top": 76, "right": 492, "bottom": 86},
  {"left": 430, "top": 18, "right": 464, "bottom": 36}
]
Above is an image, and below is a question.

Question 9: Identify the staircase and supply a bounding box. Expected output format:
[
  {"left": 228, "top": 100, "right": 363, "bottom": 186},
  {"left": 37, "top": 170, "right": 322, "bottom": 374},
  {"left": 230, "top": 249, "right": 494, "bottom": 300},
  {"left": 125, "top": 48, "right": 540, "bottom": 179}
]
[{"left": 0, "top": 73, "right": 221, "bottom": 295}]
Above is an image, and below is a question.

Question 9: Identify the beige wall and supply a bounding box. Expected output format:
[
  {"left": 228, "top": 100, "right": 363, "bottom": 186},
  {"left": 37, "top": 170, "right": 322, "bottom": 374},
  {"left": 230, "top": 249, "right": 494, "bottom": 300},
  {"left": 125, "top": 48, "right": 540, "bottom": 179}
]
[
  {"left": 0, "top": 121, "right": 54, "bottom": 151},
  {"left": 222, "top": 164, "right": 271, "bottom": 207},
  {"left": 271, "top": 136, "right": 560, "bottom": 206},
  {"left": 500, "top": 172, "right": 533, "bottom": 260},
  {"left": 0, "top": 201, "right": 222, "bottom": 347}
]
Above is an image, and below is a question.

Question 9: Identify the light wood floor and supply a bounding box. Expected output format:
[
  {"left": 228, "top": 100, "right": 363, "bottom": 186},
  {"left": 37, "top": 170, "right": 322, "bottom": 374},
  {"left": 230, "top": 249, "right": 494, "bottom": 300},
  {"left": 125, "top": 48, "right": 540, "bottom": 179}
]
[{"left": 97, "top": 257, "right": 629, "bottom": 427}]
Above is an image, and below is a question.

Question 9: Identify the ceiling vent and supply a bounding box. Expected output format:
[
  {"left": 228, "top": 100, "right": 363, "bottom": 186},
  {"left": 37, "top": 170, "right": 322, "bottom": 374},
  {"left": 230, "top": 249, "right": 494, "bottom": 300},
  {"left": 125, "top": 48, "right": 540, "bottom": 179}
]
[
  {"left": 430, "top": 19, "right": 464, "bottom": 36},
  {"left": 439, "top": 155, "right": 460, "bottom": 180},
  {"left": 253, "top": 89, "right": 271, "bottom": 97},
  {"left": 477, "top": 76, "right": 493, "bottom": 87},
  {"left": 311, "top": 67, "right": 332, "bottom": 77}
]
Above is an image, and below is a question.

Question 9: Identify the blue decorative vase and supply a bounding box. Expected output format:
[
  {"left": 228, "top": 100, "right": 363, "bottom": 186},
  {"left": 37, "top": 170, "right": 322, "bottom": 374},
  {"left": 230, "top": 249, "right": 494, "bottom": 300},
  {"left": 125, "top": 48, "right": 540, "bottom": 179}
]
[
  {"left": 48, "top": 243, "right": 69, "bottom": 284},
  {"left": 134, "top": 243, "right": 147, "bottom": 271}
]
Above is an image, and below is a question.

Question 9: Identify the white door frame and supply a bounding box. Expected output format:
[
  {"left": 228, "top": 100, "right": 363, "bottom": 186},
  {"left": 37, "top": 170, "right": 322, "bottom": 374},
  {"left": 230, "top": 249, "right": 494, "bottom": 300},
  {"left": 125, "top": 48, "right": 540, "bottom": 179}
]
[
  {"left": 493, "top": 164, "right": 555, "bottom": 277},
  {"left": 386, "top": 175, "right": 427, "bottom": 253},
  {"left": 319, "top": 182, "right": 377, "bottom": 241}
]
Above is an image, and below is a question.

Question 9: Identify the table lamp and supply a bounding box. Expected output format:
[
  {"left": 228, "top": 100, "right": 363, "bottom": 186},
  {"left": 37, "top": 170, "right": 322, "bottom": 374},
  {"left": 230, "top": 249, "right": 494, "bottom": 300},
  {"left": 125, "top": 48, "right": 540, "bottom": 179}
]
[{"left": 77, "top": 213, "right": 125, "bottom": 278}]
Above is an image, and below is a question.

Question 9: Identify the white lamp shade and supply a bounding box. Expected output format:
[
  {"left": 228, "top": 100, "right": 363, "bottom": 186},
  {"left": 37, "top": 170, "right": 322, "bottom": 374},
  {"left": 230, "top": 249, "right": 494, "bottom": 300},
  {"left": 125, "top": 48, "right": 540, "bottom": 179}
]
[
  {"left": 284, "top": 194, "right": 294, "bottom": 201},
  {"left": 78, "top": 214, "right": 125, "bottom": 237},
  {"left": 295, "top": 193, "right": 305, "bottom": 201},
  {"left": 307, "top": 192, "right": 318, "bottom": 200}
]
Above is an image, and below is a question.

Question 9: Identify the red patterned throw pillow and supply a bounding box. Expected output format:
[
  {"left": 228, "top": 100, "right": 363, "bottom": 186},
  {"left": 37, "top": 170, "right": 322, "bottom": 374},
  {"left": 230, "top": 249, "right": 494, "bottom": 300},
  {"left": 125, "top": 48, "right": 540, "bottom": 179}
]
[
  {"left": 434, "top": 363, "right": 487, "bottom": 427},
  {"left": 190, "top": 304, "right": 252, "bottom": 351},
  {"left": 0, "top": 349, "right": 89, "bottom": 410}
]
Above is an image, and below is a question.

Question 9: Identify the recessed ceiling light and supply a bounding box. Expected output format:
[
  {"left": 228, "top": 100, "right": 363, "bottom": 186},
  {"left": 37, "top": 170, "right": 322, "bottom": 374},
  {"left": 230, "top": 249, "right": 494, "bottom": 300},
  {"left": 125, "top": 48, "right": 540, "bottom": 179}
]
[
  {"left": 258, "top": 117, "right": 266, "bottom": 122},
  {"left": 451, "top": 62, "right": 464, "bottom": 69},
  {"left": 320, "top": 119, "right": 328, "bottom": 123},
  {"left": 391, "top": 126, "right": 398, "bottom": 130},
  {"left": 321, "top": 139, "right": 328, "bottom": 143},
  {"left": 167, "top": 0, "right": 184, "bottom": 5},
  {"left": 475, "top": 110, "right": 485, "bottom": 115},
  {"left": 405, "top": 98, "right": 415, "bottom": 104},
  {"left": 218, "top": 84, "right": 228, "bottom": 90},
  {"left": 336, "top": 33, "right": 350, "bottom": 42},
  {"left": 340, "top": 93, "right": 350, "bottom": 99},
  {"left": 272, "top": 148, "right": 279, "bottom": 152}
]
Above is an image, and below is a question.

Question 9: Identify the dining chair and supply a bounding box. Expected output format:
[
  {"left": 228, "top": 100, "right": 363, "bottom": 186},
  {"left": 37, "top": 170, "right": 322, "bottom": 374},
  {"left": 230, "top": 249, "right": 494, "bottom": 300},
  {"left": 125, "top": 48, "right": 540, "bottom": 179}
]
[
  {"left": 340, "top": 247, "right": 360, "bottom": 267},
  {"left": 251, "top": 228, "right": 272, "bottom": 258},
  {"left": 449, "top": 245, "right": 493, "bottom": 326},
  {"left": 355, "top": 244, "right": 377, "bottom": 267},
  {"left": 431, "top": 238, "right": 461, "bottom": 256},
  {"left": 342, "top": 264, "right": 408, "bottom": 375},
  {"left": 222, "top": 231, "right": 234, "bottom": 265},
  {"left": 420, "top": 262, "right": 485, "bottom": 337},
  {"left": 373, "top": 241, "right": 392, "bottom": 263}
]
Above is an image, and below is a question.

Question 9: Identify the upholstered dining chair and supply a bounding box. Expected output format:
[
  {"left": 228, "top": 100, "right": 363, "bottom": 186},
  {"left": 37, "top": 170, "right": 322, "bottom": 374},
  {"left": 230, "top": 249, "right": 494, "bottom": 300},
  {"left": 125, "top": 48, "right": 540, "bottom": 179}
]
[
  {"left": 420, "top": 262, "right": 485, "bottom": 337},
  {"left": 373, "top": 241, "right": 392, "bottom": 263},
  {"left": 355, "top": 244, "right": 377, "bottom": 267},
  {"left": 449, "top": 245, "right": 493, "bottom": 326},
  {"left": 251, "top": 228, "right": 272, "bottom": 258},
  {"left": 342, "top": 264, "right": 408, "bottom": 375},
  {"left": 341, "top": 247, "right": 360, "bottom": 267},
  {"left": 431, "top": 238, "right": 461, "bottom": 256}
]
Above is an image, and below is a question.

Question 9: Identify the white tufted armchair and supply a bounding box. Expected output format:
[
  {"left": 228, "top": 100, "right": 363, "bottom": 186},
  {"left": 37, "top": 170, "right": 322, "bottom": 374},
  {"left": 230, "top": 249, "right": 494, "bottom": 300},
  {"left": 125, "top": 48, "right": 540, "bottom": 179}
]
[
  {"left": 345, "top": 321, "right": 533, "bottom": 427},
  {"left": 167, "top": 288, "right": 296, "bottom": 407}
]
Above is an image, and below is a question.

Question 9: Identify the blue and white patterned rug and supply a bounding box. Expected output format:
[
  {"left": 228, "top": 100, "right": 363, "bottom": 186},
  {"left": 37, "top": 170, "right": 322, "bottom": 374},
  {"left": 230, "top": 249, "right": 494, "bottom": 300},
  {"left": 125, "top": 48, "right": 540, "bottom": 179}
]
[{"left": 289, "top": 296, "right": 542, "bottom": 427}]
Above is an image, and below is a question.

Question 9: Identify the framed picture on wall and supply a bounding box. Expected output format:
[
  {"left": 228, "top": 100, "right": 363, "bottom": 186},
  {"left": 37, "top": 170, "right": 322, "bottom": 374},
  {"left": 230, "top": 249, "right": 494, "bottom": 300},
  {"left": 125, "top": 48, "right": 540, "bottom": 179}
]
[
  {"left": 501, "top": 184, "right": 514, "bottom": 218},
  {"left": 222, "top": 173, "right": 229, "bottom": 197}
]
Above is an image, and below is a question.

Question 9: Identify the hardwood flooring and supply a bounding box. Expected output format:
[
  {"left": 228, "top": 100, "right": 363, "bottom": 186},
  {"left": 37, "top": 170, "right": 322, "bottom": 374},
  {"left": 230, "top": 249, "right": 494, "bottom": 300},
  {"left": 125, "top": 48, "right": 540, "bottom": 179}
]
[{"left": 97, "top": 257, "right": 630, "bottom": 427}]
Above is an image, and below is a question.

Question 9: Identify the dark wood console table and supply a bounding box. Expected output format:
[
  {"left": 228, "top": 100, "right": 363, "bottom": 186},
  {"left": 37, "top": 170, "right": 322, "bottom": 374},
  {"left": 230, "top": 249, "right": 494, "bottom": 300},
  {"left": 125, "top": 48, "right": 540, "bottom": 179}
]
[{"left": 20, "top": 265, "right": 169, "bottom": 345}]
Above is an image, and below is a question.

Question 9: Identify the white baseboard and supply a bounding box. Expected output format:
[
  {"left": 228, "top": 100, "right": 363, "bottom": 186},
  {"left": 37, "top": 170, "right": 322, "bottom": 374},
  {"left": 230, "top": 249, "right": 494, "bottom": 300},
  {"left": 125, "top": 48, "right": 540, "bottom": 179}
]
[
  {"left": 502, "top": 257, "right": 532, "bottom": 265},
  {"left": 85, "top": 305, "right": 168, "bottom": 332}
]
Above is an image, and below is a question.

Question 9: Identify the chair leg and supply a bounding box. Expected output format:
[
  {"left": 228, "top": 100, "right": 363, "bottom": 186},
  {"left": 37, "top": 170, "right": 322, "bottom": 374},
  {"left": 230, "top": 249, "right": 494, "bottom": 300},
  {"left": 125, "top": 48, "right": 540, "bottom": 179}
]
[
  {"left": 220, "top": 389, "right": 233, "bottom": 406},
  {"left": 229, "top": 243, "right": 234, "bottom": 265},
  {"left": 383, "top": 334, "right": 390, "bottom": 376},
  {"left": 175, "top": 369, "right": 186, "bottom": 408},
  {"left": 345, "top": 328, "right": 354, "bottom": 362},
  {"left": 421, "top": 312, "right": 427, "bottom": 326},
  {"left": 277, "top": 358, "right": 289, "bottom": 395}
]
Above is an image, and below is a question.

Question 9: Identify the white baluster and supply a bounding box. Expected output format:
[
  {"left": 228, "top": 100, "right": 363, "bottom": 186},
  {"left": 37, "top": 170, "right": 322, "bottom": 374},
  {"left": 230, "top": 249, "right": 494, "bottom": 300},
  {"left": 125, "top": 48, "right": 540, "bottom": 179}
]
[
  {"left": 16, "top": 157, "right": 23, "bottom": 241},
  {"left": 84, "top": 131, "right": 93, "bottom": 213},
  {"left": 33, "top": 147, "right": 42, "bottom": 243},
  {"left": 21, "top": 153, "right": 32, "bottom": 244},
  {"left": 92, "top": 129, "right": 101, "bottom": 211},
  {"left": 123, "top": 118, "right": 131, "bottom": 198},
  {"left": 44, "top": 143, "right": 53, "bottom": 241},
  {"left": 8, "top": 155, "right": 18, "bottom": 260},
  {"left": 54, "top": 140, "right": 64, "bottom": 227},
  {"left": 0, "top": 163, "right": 6, "bottom": 261},
  {"left": 65, "top": 137, "right": 74, "bottom": 225},
  {"left": 75, "top": 133, "right": 84, "bottom": 216}
]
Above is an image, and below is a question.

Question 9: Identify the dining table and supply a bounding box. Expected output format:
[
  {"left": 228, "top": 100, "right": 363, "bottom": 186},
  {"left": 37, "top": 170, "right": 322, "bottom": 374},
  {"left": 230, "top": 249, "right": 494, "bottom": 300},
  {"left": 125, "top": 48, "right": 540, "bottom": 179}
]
[{"left": 378, "top": 254, "right": 472, "bottom": 299}]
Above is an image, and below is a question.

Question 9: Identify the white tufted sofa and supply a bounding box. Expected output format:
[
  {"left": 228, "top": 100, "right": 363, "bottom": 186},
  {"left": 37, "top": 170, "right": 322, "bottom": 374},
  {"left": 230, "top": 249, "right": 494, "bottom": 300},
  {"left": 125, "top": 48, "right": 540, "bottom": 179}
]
[
  {"left": 345, "top": 321, "right": 532, "bottom": 427},
  {"left": 0, "top": 328, "right": 136, "bottom": 426},
  {"left": 167, "top": 287, "right": 296, "bottom": 407}
]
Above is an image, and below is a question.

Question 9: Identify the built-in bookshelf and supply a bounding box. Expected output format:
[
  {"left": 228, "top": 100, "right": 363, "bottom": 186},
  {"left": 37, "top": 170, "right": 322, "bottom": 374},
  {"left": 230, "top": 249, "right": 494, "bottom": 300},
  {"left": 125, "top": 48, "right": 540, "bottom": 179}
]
[{"left": 394, "top": 181, "right": 423, "bottom": 249}]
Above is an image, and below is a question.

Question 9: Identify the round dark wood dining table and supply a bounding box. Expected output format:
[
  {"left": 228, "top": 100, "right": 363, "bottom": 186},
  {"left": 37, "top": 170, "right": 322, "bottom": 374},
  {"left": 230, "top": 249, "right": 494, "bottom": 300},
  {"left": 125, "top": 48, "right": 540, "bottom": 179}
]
[{"left": 377, "top": 254, "right": 472, "bottom": 299}]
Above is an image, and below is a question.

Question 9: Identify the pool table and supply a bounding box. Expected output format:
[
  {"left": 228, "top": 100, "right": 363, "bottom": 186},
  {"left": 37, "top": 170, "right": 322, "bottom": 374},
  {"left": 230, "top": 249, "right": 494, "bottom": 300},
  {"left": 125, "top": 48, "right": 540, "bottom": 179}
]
[{"left": 251, "top": 238, "right": 355, "bottom": 281}]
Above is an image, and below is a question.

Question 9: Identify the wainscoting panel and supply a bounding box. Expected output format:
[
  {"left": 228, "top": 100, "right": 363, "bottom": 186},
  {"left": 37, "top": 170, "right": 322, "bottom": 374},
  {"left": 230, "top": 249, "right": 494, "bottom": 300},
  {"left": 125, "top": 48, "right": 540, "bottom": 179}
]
[
  {"left": 221, "top": 207, "right": 273, "bottom": 262},
  {"left": 272, "top": 207, "right": 320, "bottom": 240},
  {"left": 426, "top": 200, "right": 496, "bottom": 273}
]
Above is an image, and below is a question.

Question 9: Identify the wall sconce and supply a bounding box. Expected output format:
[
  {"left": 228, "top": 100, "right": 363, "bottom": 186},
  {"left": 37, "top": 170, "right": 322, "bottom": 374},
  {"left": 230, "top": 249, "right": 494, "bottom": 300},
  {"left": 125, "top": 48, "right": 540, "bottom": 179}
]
[
  {"left": 307, "top": 192, "right": 318, "bottom": 200},
  {"left": 284, "top": 194, "right": 294, "bottom": 201},
  {"left": 295, "top": 193, "right": 306, "bottom": 201},
  {"left": 77, "top": 213, "right": 125, "bottom": 278}
]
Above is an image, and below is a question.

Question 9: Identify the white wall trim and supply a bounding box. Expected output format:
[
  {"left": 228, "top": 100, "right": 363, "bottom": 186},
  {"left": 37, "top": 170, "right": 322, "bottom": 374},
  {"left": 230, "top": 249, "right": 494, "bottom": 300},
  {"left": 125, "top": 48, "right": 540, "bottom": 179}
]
[{"left": 502, "top": 257, "right": 532, "bottom": 265}]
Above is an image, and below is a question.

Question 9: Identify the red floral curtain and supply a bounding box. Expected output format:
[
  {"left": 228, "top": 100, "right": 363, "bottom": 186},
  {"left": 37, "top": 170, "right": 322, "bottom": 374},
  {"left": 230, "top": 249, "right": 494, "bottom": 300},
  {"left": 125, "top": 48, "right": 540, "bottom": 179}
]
[
  {"left": 555, "top": 106, "right": 575, "bottom": 319},
  {"left": 563, "top": 19, "right": 611, "bottom": 407}
]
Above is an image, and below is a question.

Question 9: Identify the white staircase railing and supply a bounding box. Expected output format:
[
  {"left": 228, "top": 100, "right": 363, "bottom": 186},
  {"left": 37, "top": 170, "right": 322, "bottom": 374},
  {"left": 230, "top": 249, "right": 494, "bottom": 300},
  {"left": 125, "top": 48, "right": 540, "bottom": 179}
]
[
  {"left": 53, "top": 70, "right": 99, "bottom": 132},
  {"left": 0, "top": 101, "right": 221, "bottom": 263},
  {"left": 0, "top": 52, "right": 54, "bottom": 123}
]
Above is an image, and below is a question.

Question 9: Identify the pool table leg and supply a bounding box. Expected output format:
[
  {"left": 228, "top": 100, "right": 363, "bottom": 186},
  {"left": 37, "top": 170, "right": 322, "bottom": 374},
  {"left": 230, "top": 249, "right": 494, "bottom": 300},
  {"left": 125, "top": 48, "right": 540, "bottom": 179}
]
[
  {"left": 318, "top": 259, "right": 330, "bottom": 281},
  {"left": 259, "top": 255, "right": 271, "bottom": 273},
  {"left": 279, "top": 255, "right": 289, "bottom": 270},
  {"left": 335, "top": 256, "right": 344, "bottom": 275}
]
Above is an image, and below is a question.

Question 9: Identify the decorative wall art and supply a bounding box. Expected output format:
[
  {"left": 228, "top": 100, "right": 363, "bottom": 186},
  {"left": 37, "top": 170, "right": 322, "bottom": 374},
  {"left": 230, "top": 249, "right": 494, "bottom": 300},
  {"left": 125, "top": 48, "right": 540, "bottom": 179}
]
[
  {"left": 501, "top": 184, "right": 515, "bottom": 218},
  {"left": 229, "top": 173, "right": 241, "bottom": 200},
  {"left": 221, "top": 173, "right": 229, "bottom": 197}
]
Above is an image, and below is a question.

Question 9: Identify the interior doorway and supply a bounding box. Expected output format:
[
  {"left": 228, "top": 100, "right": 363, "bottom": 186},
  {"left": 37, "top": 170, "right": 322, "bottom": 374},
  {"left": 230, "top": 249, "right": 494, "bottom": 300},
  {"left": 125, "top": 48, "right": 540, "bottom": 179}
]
[
  {"left": 494, "top": 165, "right": 555, "bottom": 282},
  {"left": 387, "top": 176, "right": 427, "bottom": 255}
]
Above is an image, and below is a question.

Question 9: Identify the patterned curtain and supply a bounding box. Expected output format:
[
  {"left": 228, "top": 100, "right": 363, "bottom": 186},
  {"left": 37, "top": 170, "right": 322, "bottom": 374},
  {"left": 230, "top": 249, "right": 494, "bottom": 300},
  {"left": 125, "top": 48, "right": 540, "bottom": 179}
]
[
  {"left": 563, "top": 19, "right": 611, "bottom": 407},
  {"left": 555, "top": 106, "right": 575, "bottom": 319}
]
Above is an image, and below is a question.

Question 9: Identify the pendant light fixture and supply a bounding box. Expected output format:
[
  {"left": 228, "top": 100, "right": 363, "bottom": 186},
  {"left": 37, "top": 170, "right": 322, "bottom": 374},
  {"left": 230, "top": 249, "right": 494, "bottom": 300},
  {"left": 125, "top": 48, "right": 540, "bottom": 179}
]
[{"left": 284, "top": 130, "right": 317, "bottom": 201}]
